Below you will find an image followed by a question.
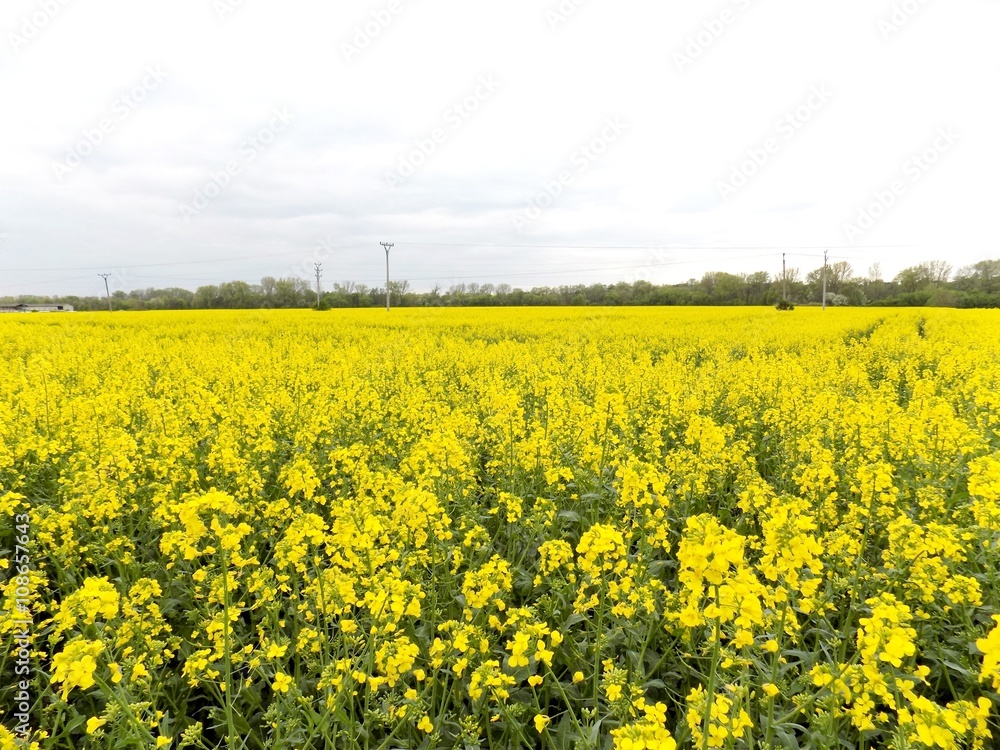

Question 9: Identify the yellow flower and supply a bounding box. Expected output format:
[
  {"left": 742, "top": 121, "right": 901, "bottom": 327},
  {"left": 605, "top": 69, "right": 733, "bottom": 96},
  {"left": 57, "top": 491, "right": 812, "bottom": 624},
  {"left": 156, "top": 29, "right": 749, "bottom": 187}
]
[
  {"left": 86, "top": 717, "right": 107, "bottom": 734},
  {"left": 577, "top": 524, "right": 628, "bottom": 579},
  {"left": 462, "top": 556, "right": 513, "bottom": 611},
  {"left": 533, "top": 714, "right": 551, "bottom": 733},
  {"left": 507, "top": 631, "right": 532, "bottom": 668},
  {"left": 273, "top": 672, "right": 293, "bottom": 694},
  {"left": 375, "top": 635, "right": 420, "bottom": 687},
  {"left": 528, "top": 675, "right": 543, "bottom": 687},
  {"left": 762, "top": 683, "right": 779, "bottom": 698},
  {"left": 573, "top": 671, "right": 585, "bottom": 684},
  {"left": 977, "top": 615, "right": 1000, "bottom": 689},
  {"left": 265, "top": 642, "right": 288, "bottom": 659},
  {"left": 51, "top": 639, "right": 104, "bottom": 700},
  {"left": 417, "top": 715, "right": 434, "bottom": 734}
]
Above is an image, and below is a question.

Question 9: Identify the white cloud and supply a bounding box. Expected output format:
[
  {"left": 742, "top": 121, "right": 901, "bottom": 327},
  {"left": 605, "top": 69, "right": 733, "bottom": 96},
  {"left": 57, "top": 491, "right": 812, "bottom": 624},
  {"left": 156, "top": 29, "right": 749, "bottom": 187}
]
[{"left": 0, "top": 0, "right": 997, "bottom": 295}]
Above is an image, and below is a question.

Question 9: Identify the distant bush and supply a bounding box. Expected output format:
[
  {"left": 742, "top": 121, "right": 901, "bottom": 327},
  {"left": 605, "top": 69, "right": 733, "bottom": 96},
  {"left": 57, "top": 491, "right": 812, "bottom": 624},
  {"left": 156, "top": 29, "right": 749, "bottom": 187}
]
[
  {"left": 873, "top": 291, "right": 933, "bottom": 307},
  {"left": 925, "top": 289, "right": 962, "bottom": 308},
  {"left": 957, "top": 292, "right": 1000, "bottom": 309}
]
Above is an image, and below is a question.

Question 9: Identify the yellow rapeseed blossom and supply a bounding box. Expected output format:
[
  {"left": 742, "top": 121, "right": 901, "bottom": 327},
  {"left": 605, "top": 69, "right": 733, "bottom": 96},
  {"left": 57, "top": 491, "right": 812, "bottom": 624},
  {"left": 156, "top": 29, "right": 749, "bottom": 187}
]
[
  {"left": 977, "top": 616, "right": 1000, "bottom": 690},
  {"left": 51, "top": 639, "right": 105, "bottom": 700},
  {"left": 4, "top": 307, "right": 1000, "bottom": 749}
]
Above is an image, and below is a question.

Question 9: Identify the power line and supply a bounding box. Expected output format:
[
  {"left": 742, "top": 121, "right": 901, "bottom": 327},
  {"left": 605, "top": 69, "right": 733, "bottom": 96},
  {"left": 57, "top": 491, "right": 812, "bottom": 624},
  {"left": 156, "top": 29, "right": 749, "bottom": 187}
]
[
  {"left": 397, "top": 242, "right": 934, "bottom": 250},
  {"left": 0, "top": 242, "right": 938, "bottom": 274},
  {"left": 0, "top": 242, "right": 970, "bottom": 298},
  {"left": 0, "top": 249, "right": 338, "bottom": 273},
  {"left": 2, "top": 254, "right": 803, "bottom": 287},
  {"left": 0, "top": 252, "right": 872, "bottom": 294},
  {"left": 0, "top": 274, "right": 97, "bottom": 292},
  {"left": 396, "top": 253, "right": 781, "bottom": 283}
]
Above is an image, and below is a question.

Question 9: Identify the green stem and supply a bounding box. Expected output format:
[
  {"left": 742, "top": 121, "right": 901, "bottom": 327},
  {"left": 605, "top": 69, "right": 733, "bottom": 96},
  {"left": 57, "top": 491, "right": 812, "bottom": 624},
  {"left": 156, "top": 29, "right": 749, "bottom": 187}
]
[
  {"left": 774, "top": 652, "right": 861, "bottom": 725},
  {"left": 592, "top": 584, "right": 607, "bottom": 710},
  {"left": 763, "top": 596, "right": 790, "bottom": 747},
  {"left": 701, "top": 605, "right": 722, "bottom": 750},
  {"left": 220, "top": 550, "right": 238, "bottom": 750},
  {"left": 94, "top": 676, "right": 158, "bottom": 744},
  {"left": 544, "top": 663, "right": 585, "bottom": 738}
]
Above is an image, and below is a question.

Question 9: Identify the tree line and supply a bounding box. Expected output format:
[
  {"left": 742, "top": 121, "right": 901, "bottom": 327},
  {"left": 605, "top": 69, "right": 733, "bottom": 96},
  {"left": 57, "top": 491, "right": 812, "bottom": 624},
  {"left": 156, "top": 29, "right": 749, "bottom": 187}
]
[{"left": 6, "top": 259, "right": 1000, "bottom": 311}]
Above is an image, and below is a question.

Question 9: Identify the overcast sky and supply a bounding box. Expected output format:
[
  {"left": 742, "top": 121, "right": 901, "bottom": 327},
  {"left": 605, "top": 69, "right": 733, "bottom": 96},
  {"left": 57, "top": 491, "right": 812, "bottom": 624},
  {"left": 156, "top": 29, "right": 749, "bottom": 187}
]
[{"left": 1, "top": 0, "right": 997, "bottom": 297}]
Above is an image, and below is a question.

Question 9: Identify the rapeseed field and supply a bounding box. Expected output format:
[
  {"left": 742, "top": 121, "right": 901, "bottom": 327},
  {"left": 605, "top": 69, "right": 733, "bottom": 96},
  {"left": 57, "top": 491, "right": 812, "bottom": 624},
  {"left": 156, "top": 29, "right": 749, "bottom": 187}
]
[{"left": 1, "top": 307, "right": 999, "bottom": 749}]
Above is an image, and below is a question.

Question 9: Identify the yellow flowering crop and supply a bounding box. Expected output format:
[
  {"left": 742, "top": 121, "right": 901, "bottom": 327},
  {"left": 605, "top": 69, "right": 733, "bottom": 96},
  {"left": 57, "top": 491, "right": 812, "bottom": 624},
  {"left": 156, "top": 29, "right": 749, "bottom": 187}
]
[{"left": 1, "top": 307, "right": 1000, "bottom": 747}]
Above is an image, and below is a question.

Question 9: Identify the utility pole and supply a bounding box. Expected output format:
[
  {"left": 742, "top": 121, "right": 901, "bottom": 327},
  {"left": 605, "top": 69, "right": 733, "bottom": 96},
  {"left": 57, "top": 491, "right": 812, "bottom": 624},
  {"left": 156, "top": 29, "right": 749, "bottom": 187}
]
[
  {"left": 821, "top": 250, "right": 828, "bottom": 311},
  {"left": 313, "top": 263, "right": 323, "bottom": 308},
  {"left": 98, "top": 273, "right": 113, "bottom": 312},
  {"left": 782, "top": 253, "right": 787, "bottom": 302},
  {"left": 380, "top": 242, "right": 393, "bottom": 311}
]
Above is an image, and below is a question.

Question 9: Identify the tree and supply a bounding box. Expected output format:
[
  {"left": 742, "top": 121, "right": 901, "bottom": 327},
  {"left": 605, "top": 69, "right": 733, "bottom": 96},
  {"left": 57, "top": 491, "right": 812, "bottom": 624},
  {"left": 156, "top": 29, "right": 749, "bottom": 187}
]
[
  {"left": 273, "top": 278, "right": 307, "bottom": 308},
  {"left": 24, "top": 254, "right": 1000, "bottom": 310},
  {"left": 829, "top": 261, "right": 854, "bottom": 288},
  {"left": 700, "top": 272, "right": 744, "bottom": 303},
  {"left": 895, "top": 261, "right": 952, "bottom": 293},
  {"left": 923, "top": 260, "right": 952, "bottom": 284},
  {"left": 260, "top": 276, "right": 277, "bottom": 299},
  {"left": 744, "top": 271, "right": 770, "bottom": 305},
  {"left": 955, "top": 260, "right": 1000, "bottom": 293},
  {"left": 219, "top": 280, "right": 254, "bottom": 308},
  {"left": 388, "top": 280, "right": 412, "bottom": 306},
  {"left": 194, "top": 285, "right": 220, "bottom": 308}
]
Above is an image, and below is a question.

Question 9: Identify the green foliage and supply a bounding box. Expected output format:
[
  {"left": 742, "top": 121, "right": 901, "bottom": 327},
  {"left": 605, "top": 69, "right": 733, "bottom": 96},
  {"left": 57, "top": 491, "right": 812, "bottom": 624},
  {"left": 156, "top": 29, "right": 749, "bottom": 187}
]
[{"left": 8, "top": 257, "right": 1000, "bottom": 310}]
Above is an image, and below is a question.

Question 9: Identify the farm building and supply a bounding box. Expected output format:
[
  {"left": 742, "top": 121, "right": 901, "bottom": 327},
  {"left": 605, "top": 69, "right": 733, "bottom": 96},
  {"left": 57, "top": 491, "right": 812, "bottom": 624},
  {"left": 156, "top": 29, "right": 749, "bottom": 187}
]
[{"left": 0, "top": 303, "right": 75, "bottom": 313}]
